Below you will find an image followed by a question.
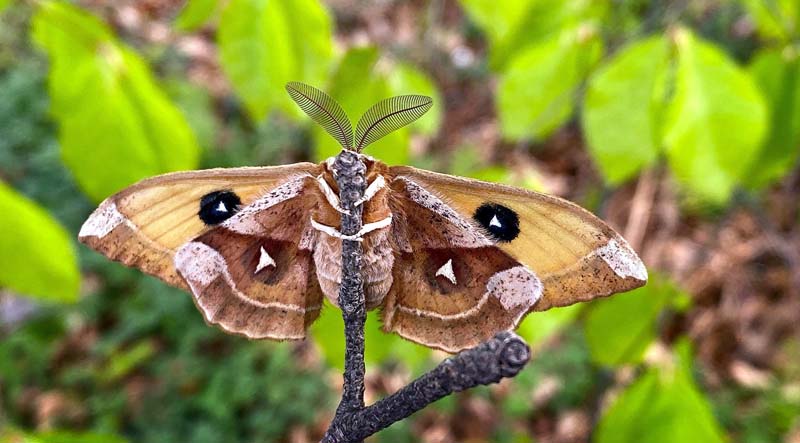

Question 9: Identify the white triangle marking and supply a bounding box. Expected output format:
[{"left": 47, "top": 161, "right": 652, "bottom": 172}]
[
  {"left": 435, "top": 259, "right": 457, "bottom": 284},
  {"left": 216, "top": 201, "right": 228, "bottom": 213},
  {"left": 489, "top": 215, "right": 502, "bottom": 228},
  {"left": 255, "top": 246, "right": 276, "bottom": 273}
]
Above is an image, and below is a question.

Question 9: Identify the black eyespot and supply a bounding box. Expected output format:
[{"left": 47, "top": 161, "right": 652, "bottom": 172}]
[
  {"left": 473, "top": 202, "right": 520, "bottom": 242},
  {"left": 199, "top": 190, "right": 241, "bottom": 225}
]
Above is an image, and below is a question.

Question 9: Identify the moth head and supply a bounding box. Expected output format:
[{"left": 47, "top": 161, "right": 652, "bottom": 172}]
[{"left": 286, "top": 81, "right": 432, "bottom": 153}]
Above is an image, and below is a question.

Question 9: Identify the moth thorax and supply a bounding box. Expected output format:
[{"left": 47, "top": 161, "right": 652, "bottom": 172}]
[{"left": 313, "top": 227, "right": 394, "bottom": 310}]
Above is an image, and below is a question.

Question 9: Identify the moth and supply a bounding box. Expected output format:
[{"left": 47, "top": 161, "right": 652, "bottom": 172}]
[{"left": 79, "top": 82, "right": 647, "bottom": 353}]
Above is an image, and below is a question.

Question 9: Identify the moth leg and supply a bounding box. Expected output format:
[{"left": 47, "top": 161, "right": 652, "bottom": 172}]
[
  {"left": 354, "top": 175, "right": 386, "bottom": 207},
  {"left": 316, "top": 175, "right": 349, "bottom": 214},
  {"left": 310, "top": 215, "right": 392, "bottom": 241}
]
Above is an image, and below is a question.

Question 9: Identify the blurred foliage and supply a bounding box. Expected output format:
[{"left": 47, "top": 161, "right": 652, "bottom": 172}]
[
  {"left": 498, "top": 24, "right": 603, "bottom": 139},
  {"left": 583, "top": 26, "right": 769, "bottom": 203},
  {"left": 462, "top": 0, "right": 800, "bottom": 204},
  {"left": 747, "top": 47, "right": 800, "bottom": 188},
  {"left": 1, "top": 429, "right": 129, "bottom": 443},
  {"left": 31, "top": 1, "right": 199, "bottom": 203},
  {"left": 596, "top": 341, "right": 727, "bottom": 443},
  {"left": 584, "top": 275, "right": 684, "bottom": 367},
  {"left": 218, "top": 0, "right": 334, "bottom": 121},
  {"left": 1, "top": 0, "right": 799, "bottom": 441},
  {"left": 0, "top": 265, "right": 333, "bottom": 443},
  {"left": 174, "top": 0, "right": 218, "bottom": 32},
  {"left": 0, "top": 182, "right": 78, "bottom": 302},
  {"left": 583, "top": 36, "right": 667, "bottom": 184},
  {"left": 459, "top": 0, "right": 607, "bottom": 70},
  {"left": 662, "top": 28, "right": 767, "bottom": 204}
]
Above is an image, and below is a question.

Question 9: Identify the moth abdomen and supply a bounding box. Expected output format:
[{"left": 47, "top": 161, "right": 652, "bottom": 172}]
[{"left": 198, "top": 190, "right": 242, "bottom": 225}]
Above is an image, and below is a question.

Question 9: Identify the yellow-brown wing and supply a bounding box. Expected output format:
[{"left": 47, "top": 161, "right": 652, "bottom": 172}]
[
  {"left": 79, "top": 163, "right": 326, "bottom": 339},
  {"left": 388, "top": 166, "right": 647, "bottom": 312},
  {"left": 381, "top": 176, "right": 543, "bottom": 352}
]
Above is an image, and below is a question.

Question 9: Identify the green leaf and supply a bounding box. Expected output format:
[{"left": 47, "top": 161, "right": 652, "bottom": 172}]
[
  {"left": 310, "top": 301, "right": 430, "bottom": 371},
  {"left": 0, "top": 0, "right": 11, "bottom": 14},
  {"left": 0, "top": 430, "right": 128, "bottom": 443},
  {"left": 583, "top": 36, "right": 668, "bottom": 184},
  {"left": 32, "top": 1, "right": 199, "bottom": 202},
  {"left": 745, "top": 48, "right": 800, "bottom": 188},
  {"left": 175, "top": 0, "right": 218, "bottom": 32},
  {"left": 218, "top": 0, "right": 333, "bottom": 121},
  {"left": 459, "top": 0, "right": 607, "bottom": 69},
  {"left": 662, "top": 28, "right": 767, "bottom": 204},
  {"left": 387, "top": 62, "right": 442, "bottom": 136},
  {"left": 741, "top": 0, "right": 798, "bottom": 42},
  {"left": 458, "top": 0, "right": 533, "bottom": 51},
  {"left": 0, "top": 182, "right": 79, "bottom": 302},
  {"left": 166, "top": 79, "right": 218, "bottom": 151},
  {"left": 312, "top": 47, "right": 409, "bottom": 165},
  {"left": 517, "top": 304, "right": 581, "bottom": 347},
  {"left": 498, "top": 27, "right": 602, "bottom": 140},
  {"left": 596, "top": 341, "right": 727, "bottom": 443},
  {"left": 584, "top": 275, "right": 682, "bottom": 366}
]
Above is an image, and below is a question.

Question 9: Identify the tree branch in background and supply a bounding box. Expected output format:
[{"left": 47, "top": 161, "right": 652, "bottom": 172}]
[{"left": 323, "top": 150, "right": 531, "bottom": 443}]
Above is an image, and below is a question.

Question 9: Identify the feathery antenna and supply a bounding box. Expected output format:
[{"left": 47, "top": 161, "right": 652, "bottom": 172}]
[
  {"left": 286, "top": 82, "right": 354, "bottom": 150},
  {"left": 286, "top": 82, "right": 433, "bottom": 153},
  {"left": 353, "top": 95, "right": 432, "bottom": 151}
]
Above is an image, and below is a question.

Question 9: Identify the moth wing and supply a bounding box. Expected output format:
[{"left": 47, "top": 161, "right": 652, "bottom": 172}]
[
  {"left": 388, "top": 166, "right": 647, "bottom": 312},
  {"left": 79, "top": 163, "right": 327, "bottom": 339},
  {"left": 381, "top": 175, "right": 543, "bottom": 352}
]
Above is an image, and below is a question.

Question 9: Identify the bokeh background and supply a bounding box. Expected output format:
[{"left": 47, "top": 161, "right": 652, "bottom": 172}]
[{"left": 1, "top": 0, "right": 799, "bottom": 442}]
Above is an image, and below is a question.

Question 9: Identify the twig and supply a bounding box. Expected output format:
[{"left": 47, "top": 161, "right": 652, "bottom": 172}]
[
  {"left": 323, "top": 331, "right": 530, "bottom": 443},
  {"left": 323, "top": 150, "right": 531, "bottom": 443},
  {"left": 331, "top": 150, "right": 368, "bottom": 419}
]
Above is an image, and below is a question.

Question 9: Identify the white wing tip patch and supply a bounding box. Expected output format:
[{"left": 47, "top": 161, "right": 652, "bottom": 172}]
[
  {"left": 487, "top": 266, "right": 543, "bottom": 311},
  {"left": 435, "top": 259, "right": 457, "bottom": 284},
  {"left": 79, "top": 199, "right": 125, "bottom": 239},
  {"left": 596, "top": 238, "right": 648, "bottom": 281}
]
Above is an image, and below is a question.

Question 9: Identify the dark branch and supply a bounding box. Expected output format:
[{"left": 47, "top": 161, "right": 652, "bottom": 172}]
[
  {"left": 323, "top": 331, "right": 530, "bottom": 443},
  {"left": 331, "top": 150, "right": 367, "bottom": 419},
  {"left": 322, "top": 149, "right": 532, "bottom": 443}
]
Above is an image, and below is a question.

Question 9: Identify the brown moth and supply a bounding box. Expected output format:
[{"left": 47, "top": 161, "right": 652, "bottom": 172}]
[{"left": 79, "top": 82, "right": 647, "bottom": 353}]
